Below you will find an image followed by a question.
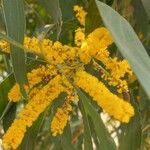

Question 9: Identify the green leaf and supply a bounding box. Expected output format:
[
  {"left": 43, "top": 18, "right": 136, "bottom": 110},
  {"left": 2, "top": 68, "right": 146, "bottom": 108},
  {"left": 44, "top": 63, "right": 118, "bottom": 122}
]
[
  {"left": 88, "top": 117, "right": 101, "bottom": 150},
  {"left": 77, "top": 134, "right": 84, "bottom": 150},
  {"left": 38, "top": 0, "right": 62, "bottom": 23},
  {"left": 119, "top": 92, "right": 142, "bottom": 150},
  {"left": 3, "top": 103, "right": 16, "bottom": 131},
  {"left": 79, "top": 99, "right": 93, "bottom": 150},
  {"left": 0, "top": 7, "right": 5, "bottom": 31},
  {"left": 141, "top": 0, "right": 150, "bottom": 19},
  {"left": 60, "top": 124, "right": 75, "bottom": 150},
  {"left": 95, "top": 0, "right": 150, "bottom": 98},
  {"left": 85, "top": 0, "right": 102, "bottom": 35},
  {"left": 77, "top": 88, "right": 117, "bottom": 150},
  {"left": 2, "top": 0, "right": 27, "bottom": 92},
  {"left": 59, "top": 0, "right": 76, "bottom": 21},
  {"left": 0, "top": 74, "right": 16, "bottom": 132},
  {"left": 38, "top": 0, "right": 62, "bottom": 40},
  {"left": 59, "top": 0, "right": 77, "bottom": 44},
  {"left": 132, "top": 0, "right": 149, "bottom": 35},
  {"left": 0, "top": 74, "right": 15, "bottom": 116}
]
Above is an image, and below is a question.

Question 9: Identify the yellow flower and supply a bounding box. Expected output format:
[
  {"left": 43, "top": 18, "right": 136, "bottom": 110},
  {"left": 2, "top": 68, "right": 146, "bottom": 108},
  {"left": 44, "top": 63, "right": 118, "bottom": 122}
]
[
  {"left": 27, "top": 65, "right": 57, "bottom": 88},
  {"left": 75, "top": 70, "right": 134, "bottom": 123},
  {"left": 79, "top": 27, "right": 112, "bottom": 64},
  {"left": 51, "top": 76, "right": 79, "bottom": 136},
  {"left": 2, "top": 75, "right": 64, "bottom": 150},
  {"left": 74, "top": 27, "right": 85, "bottom": 47},
  {"left": 145, "top": 137, "right": 150, "bottom": 145},
  {"left": 51, "top": 79, "right": 79, "bottom": 136},
  {"left": 74, "top": 5, "right": 87, "bottom": 26},
  {"left": 79, "top": 27, "right": 132, "bottom": 93},
  {"left": 24, "top": 36, "right": 41, "bottom": 55},
  {"left": 79, "top": 41, "right": 91, "bottom": 63},
  {"left": 51, "top": 100, "right": 73, "bottom": 136},
  {"left": 87, "top": 27, "right": 113, "bottom": 57},
  {"left": 8, "top": 83, "right": 21, "bottom": 102},
  {"left": 101, "top": 58, "right": 132, "bottom": 93},
  {"left": 0, "top": 40, "right": 10, "bottom": 53},
  {"left": 104, "top": 58, "right": 132, "bottom": 79},
  {"left": 8, "top": 65, "right": 58, "bottom": 102}
]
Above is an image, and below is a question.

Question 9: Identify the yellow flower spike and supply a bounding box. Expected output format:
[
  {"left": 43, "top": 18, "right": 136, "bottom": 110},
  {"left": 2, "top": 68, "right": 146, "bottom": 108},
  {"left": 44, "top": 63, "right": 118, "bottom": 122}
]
[
  {"left": 87, "top": 27, "right": 113, "bottom": 54},
  {"left": 105, "top": 58, "right": 132, "bottom": 79},
  {"left": 2, "top": 119, "right": 27, "bottom": 150},
  {"left": 27, "top": 65, "right": 48, "bottom": 88},
  {"left": 0, "top": 36, "right": 79, "bottom": 67},
  {"left": 8, "top": 65, "right": 58, "bottom": 102},
  {"left": 24, "top": 36, "right": 42, "bottom": 55},
  {"left": 51, "top": 93, "right": 76, "bottom": 136},
  {"left": 79, "top": 27, "right": 113, "bottom": 64},
  {"left": 0, "top": 37, "right": 42, "bottom": 55},
  {"left": 0, "top": 37, "right": 52, "bottom": 58},
  {"left": 74, "top": 27, "right": 85, "bottom": 47},
  {"left": 100, "top": 58, "right": 132, "bottom": 93},
  {"left": 82, "top": 27, "right": 132, "bottom": 93},
  {"left": 73, "top": 5, "right": 87, "bottom": 26},
  {"left": 27, "top": 65, "right": 57, "bottom": 88},
  {"left": 51, "top": 77, "right": 77, "bottom": 136},
  {"left": 75, "top": 70, "right": 134, "bottom": 123},
  {"left": 51, "top": 103, "right": 72, "bottom": 136},
  {"left": 8, "top": 83, "right": 21, "bottom": 102},
  {"left": 2, "top": 75, "right": 64, "bottom": 150},
  {"left": 79, "top": 41, "right": 91, "bottom": 64}
]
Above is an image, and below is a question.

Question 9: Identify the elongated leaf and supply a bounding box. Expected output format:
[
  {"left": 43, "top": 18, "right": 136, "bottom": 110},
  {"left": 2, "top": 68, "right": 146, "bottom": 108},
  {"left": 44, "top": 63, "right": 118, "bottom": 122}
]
[
  {"left": 95, "top": 0, "right": 150, "bottom": 98},
  {"left": 0, "top": 75, "right": 16, "bottom": 132},
  {"left": 88, "top": 117, "right": 101, "bottom": 150},
  {"left": 61, "top": 124, "right": 75, "bottom": 150},
  {"left": 132, "top": 0, "right": 149, "bottom": 35},
  {"left": 85, "top": 0, "right": 101, "bottom": 35},
  {"left": 3, "top": 103, "right": 16, "bottom": 131},
  {"left": 0, "top": 7, "right": 5, "bottom": 31},
  {"left": 119, "top": 92, "right": 142, "bottom": 150},
  {"left": 79, "top": 100, "right": 93, "bottom": 150},
  {"left": 2, "top": 0, "right": 27, "bottom": 91},
  {"left": 77, "top": 88, "right": 117, "bottom": 150},
  {"left": 0, "top": 74, "right": 15, "bottom": 116}
]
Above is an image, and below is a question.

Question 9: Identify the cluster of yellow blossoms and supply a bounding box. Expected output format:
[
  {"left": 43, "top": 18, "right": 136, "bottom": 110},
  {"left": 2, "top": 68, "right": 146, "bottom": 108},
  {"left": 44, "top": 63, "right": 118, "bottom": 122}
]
[
  {"left": 0, "top": 5, "right": 135, "bottom": 150},
  {"left": 73, "top": 5, "right": 87, "bottom": 26},
  {"left": 3, "top": 75, "right": 64, "bottom": 150},
  {"left": 75, "top": 71, "right": 134, "bottom": 122},
  {"left": 51, "top": 90, "right": 77, "bottom": 136}
]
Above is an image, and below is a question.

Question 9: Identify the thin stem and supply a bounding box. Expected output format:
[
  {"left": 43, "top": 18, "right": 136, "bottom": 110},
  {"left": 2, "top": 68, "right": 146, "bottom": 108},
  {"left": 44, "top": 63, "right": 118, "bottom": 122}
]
[
  {"left": 92, "top": 59, "right": 110, "bottom": 76},
  {"left": 142, "top": 124, "right": 150, "bottom": 132}
]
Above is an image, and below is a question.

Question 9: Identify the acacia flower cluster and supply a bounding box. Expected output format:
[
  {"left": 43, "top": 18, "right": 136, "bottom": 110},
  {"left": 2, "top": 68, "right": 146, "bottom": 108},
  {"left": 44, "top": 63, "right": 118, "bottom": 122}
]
[
  {"left": 3, "top": 75, "right": 64, "bottom": 150},
  {"left": 0, "top": 5, "right": 135, "bottom": 150}
]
